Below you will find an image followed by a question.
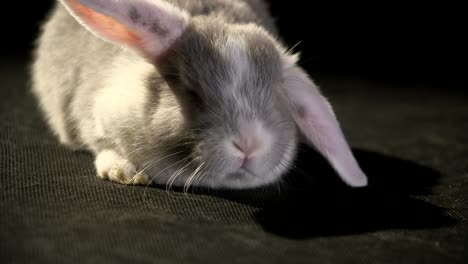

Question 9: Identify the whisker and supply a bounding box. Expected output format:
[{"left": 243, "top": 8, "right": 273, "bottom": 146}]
[
  {"left": 141, "top": 154, "right": 190, "bottom": 201},
  {"left": 191, "top": 169, "right": 208, "bottom": 194},
  {"left": 138, "top": 150, "right": 186, "bottom": 178},
  {"left": 126, "top": 138, "right": 195, "bottom": 162},
  {"left": 183, "top": 162, "right": 205, "bottom": 194},
  {"left": 192, "top": 166, "right": 212, "bottom": 193},
  {"left": 166, "top": 157, "right": 195, "bottom": 193},
  {"left": 286, "top": 41, "right": 302, "bottom": 55}
]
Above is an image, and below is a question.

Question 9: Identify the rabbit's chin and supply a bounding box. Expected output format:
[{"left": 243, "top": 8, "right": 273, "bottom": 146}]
[{"left": 208, "top": 138, "right": 298, "bottom": 190}]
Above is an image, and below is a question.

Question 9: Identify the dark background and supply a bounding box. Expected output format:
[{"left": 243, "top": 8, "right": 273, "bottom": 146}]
[{"left": 1, "top": 1, "right": 463, "bottom": 87}]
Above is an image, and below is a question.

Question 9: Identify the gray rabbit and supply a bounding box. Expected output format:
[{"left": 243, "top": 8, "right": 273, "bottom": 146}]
[{"left": 32, "top": 0, "right": 368, "bottom": 189}]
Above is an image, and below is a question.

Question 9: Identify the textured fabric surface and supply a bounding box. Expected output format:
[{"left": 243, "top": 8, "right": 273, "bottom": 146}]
[{"left": 1, "top": 61, "right": 467, "bottom": 263}]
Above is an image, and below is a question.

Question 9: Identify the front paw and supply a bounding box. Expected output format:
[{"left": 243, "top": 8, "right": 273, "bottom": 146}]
[{"left": 95, "top": 150, "right": 150, "bottom": 185}]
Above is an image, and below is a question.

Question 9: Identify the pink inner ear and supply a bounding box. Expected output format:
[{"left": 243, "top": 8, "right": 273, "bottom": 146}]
[{"left": 66, "top": 0, "right": 142, "bottom": 48}]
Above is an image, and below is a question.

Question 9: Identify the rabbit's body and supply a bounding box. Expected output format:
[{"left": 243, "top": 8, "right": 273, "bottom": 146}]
[
  {"left": 33, "top": 0, "right": 368, "bottom": 189},
  {"left": 33, "top": 0, "right": 275, "bottom": 149}
]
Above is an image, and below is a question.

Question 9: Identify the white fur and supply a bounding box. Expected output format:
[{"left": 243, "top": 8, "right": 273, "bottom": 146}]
[
  {"left": 94, "top": 57, "right": 152, "bottom": 134},
  {"left": 95, "top": 149, "right": 149, "bottom": 184},
  {"left": 222, "top": 33, "right": 253, "bottom": 113},
  {"left": 271, "top": 137, "right": 297, "bottom": 182}
]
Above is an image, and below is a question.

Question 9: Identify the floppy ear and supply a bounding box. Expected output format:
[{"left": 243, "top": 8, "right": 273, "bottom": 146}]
[
  {"left": 60, "top": 0, "right": 189, "bottom": 59},
  {"left": 281, "top": 56, "right": 368, "bottom": 187}
]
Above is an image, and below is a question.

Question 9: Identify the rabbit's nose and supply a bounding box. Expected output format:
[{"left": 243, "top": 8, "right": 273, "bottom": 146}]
[
  {"left": 232, "top": 136, "right": 262, "bottom": 156},
  {"left": 227, "top": 122, "right": 271, "bottom": 167},
  {"left": 232, "top": 135, "right": 264, "bottom": 168},
  {"left": 231, "top": 124, "right": 266, "bottom": 157}
]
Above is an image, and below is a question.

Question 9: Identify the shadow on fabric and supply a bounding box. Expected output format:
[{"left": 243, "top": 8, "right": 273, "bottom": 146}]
[{"left": 202, "top": 144, "right": 453, "bottom": 239}]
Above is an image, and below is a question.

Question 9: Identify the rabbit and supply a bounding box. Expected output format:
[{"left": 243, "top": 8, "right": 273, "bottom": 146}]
[{"left": 32, "top": 0, "right": 368, "bottom": 189}]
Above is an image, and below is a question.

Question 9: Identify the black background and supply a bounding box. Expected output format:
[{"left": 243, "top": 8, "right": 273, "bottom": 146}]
[{"left": 1, "top": 1, "right": 463, "bottom": 87}]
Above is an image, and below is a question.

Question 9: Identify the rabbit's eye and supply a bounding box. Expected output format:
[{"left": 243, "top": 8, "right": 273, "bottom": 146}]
[
  {"left": 162, "top": 73, "right": 180, "bottom": 83},
  {"left": 187, "top": 89, "right": 202, "bottom": 104}
]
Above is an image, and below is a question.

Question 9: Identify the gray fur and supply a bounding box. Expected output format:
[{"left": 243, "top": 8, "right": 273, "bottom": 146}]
[
  {"left": 128, "top": 6, "right": 141, "bottom": 23},
  {"left": 32, "top": 0, "right": 367, "bottom": 189},
  {"left": 32, "top": 0, "right": 295, "bottom": 189}
]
